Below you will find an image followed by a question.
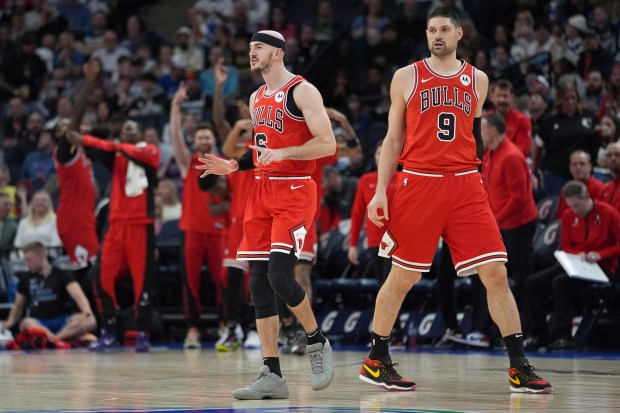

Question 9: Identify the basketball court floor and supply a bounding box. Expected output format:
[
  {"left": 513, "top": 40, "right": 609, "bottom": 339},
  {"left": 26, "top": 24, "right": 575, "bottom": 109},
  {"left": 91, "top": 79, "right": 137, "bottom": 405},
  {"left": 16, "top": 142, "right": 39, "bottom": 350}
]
[{"left": 1, "top": 345, "right": 619, "bottom": 413}]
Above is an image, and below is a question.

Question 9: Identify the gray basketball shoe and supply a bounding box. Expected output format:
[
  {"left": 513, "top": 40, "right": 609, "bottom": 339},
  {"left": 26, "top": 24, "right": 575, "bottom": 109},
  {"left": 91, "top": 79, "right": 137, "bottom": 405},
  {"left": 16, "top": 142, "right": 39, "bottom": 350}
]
[
  {"left": 232, "top": 366, "right": 289, "bottom": 400},
  {"left": 307, "top": 339, "right": 334, "bottom": 390}
]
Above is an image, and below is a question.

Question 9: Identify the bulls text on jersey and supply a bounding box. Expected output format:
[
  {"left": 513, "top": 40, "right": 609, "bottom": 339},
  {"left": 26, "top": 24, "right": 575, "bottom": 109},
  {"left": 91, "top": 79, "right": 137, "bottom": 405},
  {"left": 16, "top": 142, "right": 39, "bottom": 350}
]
[
  {"left": 253, "top": 105, "right": 284, "bottom": 133},
  {"left": 420, "top": 86, "right": 472, "bottom": 116}
]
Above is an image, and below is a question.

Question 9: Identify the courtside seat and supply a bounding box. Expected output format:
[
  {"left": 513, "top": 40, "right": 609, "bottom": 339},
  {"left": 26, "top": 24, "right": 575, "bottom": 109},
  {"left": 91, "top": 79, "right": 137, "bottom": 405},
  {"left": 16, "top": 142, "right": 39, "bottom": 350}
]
[
  {"left": 533, "top": 219, "right": 561, "bottom": 272},
  {"left": 536, "top": 195, "right": 559, "bottom": 226}
]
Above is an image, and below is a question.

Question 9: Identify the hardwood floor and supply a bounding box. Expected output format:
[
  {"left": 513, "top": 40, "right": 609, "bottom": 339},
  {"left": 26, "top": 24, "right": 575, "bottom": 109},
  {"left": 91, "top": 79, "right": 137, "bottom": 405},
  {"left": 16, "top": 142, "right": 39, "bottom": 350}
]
[{"left": 1, "top": 347, "right": 619, "bottom": 412}]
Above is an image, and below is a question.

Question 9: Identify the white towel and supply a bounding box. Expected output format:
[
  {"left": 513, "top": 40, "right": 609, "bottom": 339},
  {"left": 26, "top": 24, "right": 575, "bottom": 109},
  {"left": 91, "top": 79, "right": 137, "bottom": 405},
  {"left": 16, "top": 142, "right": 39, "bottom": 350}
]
[{"left": 125, "top": 160, "right": 148, "bottom": 197}]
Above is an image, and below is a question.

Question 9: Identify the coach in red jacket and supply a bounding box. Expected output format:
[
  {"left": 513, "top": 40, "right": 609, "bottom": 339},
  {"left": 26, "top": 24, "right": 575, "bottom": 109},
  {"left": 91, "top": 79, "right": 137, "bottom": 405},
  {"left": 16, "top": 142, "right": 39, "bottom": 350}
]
[
  {"left": 481, "top": 113, "right": 538, "bottom": 300},
  {"left": 524, "top": 180, "right": 620, "bottom": 350}
]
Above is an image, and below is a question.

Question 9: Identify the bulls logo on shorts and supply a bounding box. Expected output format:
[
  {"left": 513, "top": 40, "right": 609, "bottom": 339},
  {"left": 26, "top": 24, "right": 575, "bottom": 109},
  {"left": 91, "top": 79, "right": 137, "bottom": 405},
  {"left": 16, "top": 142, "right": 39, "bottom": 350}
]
[{"left": 378, "top": 231, "right": 397, "bottom": 258}]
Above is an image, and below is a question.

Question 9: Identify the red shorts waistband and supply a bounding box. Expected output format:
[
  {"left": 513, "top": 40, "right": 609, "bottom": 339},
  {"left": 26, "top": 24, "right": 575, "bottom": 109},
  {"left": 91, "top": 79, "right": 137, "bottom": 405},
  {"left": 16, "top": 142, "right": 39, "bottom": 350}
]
[
  {"left": 402, "top": 168, "right": 478, "bottom": 177},
  {"left": 254, "top": 170, "right": 312, "bottom": 180}
]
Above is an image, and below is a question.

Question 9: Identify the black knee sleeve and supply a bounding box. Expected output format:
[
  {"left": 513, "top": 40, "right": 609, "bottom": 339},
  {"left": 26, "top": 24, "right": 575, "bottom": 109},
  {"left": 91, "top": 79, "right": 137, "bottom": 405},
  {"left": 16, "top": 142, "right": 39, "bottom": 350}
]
[
  {"left": 249, "top": 261, "right": 278, "bottom": 319},
  {"left": 267, "top": 252, "right": 305, "bottom": 308}
]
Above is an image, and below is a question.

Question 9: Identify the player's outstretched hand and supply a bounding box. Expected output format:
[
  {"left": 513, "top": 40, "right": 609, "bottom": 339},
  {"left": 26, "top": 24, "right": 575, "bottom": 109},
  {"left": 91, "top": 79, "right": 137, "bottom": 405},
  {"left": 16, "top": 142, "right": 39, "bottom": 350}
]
[
  {"left": 196, "top": 153, "right": 237, "bottom": 177},
  {"left": 249, "top": 145, "right": 284, "bottom": 166},
  {"left": 367, "top": 191, "right": 389, "bottom": 228}
]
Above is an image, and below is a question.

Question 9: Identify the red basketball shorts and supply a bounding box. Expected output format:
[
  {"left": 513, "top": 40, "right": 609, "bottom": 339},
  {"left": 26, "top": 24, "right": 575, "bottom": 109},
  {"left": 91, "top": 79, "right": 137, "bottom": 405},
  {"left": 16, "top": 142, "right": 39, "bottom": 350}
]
[
  {"left": 379, "top": 169, "right": 507, "bottom": 276},
  {"left": 237, "top": 172, "right": 317, "bottom": 261},
  {"left": 223, "top": 217, "right": 249, "bottom": 271},
  {"left": 299, "top": 220, "right": 318, "bottom": 263}
]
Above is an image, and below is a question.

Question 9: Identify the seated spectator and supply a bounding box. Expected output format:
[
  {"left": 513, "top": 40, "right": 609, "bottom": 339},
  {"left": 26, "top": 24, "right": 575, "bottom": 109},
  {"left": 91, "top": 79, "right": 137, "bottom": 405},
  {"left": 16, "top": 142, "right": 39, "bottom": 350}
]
[
  {"left": 57, "top": 0, "right": 93, "bottom": 37},
  {"left": 524, "top": 181, "right": 620, "bottom": 351},
  {"left": 14, "top": 189, "right": 62, "bottom": 250},
  {"left": 20, "top": 129, "right": 56, "bottom": 193},
  {"left": 199, "top": 47, "right": 238, "bottom": 100},
  {"left": 262, "top": 4, "right": 297, "bottom": 39},
  {"left": 0, "top": 163, "right": 18, "bottom": 217},
  {"left": 594, "top": 116, "right": 620, "bottom": 182},
  {"left": 598, "top": 142, "right": 620, "bottom": 212},
  {"left": 556, "top": 150, "right": 605, "bottom": 218},
  {"left": 322, "top": 165, "right": 359, "bottom": 229},
  {"left": 0, "top": 192, "right": 18, "bottom": 258},
  {"left": 172, "top": 26, "right": 204, "bottom": 73},
  {"left": 0, "top": 241, "right": 96, "bottom": 347}
]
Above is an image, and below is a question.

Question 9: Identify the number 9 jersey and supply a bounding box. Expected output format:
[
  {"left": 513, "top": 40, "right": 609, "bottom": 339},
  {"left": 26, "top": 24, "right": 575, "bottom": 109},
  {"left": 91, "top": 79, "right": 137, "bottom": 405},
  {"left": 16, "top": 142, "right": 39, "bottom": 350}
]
[
  {"left": 252, "top": 75, "right": 316, "bottom": 175},
  {"left": 401, "top": 59, "right": 480, "bottom": 172}
]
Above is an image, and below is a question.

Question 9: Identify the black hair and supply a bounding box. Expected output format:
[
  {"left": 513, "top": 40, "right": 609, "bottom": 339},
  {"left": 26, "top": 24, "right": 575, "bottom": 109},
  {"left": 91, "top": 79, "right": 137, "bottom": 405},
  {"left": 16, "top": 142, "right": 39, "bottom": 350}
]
[{"left": 427, "top": 7, "right": 461, "bottom": 28}]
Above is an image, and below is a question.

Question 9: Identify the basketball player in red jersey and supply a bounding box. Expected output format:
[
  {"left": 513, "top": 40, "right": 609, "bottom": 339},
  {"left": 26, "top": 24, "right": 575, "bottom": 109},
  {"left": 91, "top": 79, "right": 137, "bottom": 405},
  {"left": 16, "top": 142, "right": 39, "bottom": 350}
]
[
  {"left": 67, "top": 120, "right": 159, "bottom": 353},
  {"left": 359, "top": 7, "right": 553, "bottom": 394},
  {"left": 55, "top": 57, "right": 100, "bottom": 269},
  {"left": 197, "top": 30, "right": 336, "bottom": 400},
  {"left": 170, "top": 82, "right": 228, "bottom": 349}
]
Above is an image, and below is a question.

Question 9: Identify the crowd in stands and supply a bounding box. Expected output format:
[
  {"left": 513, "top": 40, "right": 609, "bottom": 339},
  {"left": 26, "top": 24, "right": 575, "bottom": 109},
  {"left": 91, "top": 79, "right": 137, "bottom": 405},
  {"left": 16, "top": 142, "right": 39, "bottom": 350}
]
[{"left": 0, "top": 0, "right": 619, "bottom": 351}]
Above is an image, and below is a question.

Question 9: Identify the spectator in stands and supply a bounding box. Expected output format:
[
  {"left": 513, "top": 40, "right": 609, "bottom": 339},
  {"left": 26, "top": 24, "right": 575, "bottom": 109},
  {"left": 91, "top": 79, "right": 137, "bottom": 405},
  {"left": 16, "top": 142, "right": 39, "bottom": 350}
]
[
  {"left": 594, "top": 115, "right": 620, "bottom": 182},
  {"left": 0, "top": 31, "right": 47, "bottom": 103},
  {"left": 58, "top": 0, "right": 92, "bottom": 37},
  {"left": 598, "top": 63, "right": 620, "bottom": 120},
  {"left": 93, "top": 30, "right": 130, "bottom": 80},
  {"left": 314, "top": 0, "right": 340, "bottom": 44},
  {"left": 528, "top": 19, "right": 562, "bottom": 62},
  {"left": 55, "top": 30, "right": 87, "bottom": 77},
  {"left": 598, "top": 142, "right": 620, "bottom": 212},
  {"left": 45, "top": 96, "right": 74, "bottom": 130},
  {"left": 487, "top": 79, "right": 532, "bottom": 157},
  {"left": 2, "top": 95, "right": 28, "bottom": 140},
  {"left": 0, "top": 163, "right": 17, "bottom": 217},
  {"left": 527, "top": 91, "right": 549, "bottom": 141},
  {"left": 583, "top": 69, "right": 605, "bottom": 112},
  {"left": 322, "top": 165, "right": 358, "bottom": 227},
  {"left": 524, "top": 180, "right": 620, "bottom": 351},
  {"left": 82, "top": 10, "right": 108, "bottom": 54},
  {"left": 0, "top": 192, "right": 17, "bottom": 258},
  {"left": 200, "top": 47, "right": 238, "bottom": 100},
  {"left": 0, "top": 241, "right": 96, "bottom": 346},
  {"left": 20, "top": 129, "right": 56, "bottom": 193},
  {"left": 154, "top": 44, "right": 173, "bottom": 78},
  {"left": 350, "top": 0, "right": 390, "bottom": 65},
  {"left": 264, "top": 4, "right": 296, "bottom": 39},
  {"left": 577, "top": 30, "right": 613, "bottom": 81},
  {"left": 393, "top": 0, "right": 426, "bottom": 52},
  {"left": 126, "top": 72, "right": 168, "bottom": 130},
  {"left": 156, "top": 178, "right": 182, "bottom": 224},
  {"left": 556, "top": 150, "right": 605, "bottom": 218},
  {"left": 298, "top": 21, "right": 320, "bottom": 64},
  {"left": 22, "top": 111, "right": 45, "bottom": 156},
  {"left": 173, "top": 26, "right": 204, "bottom": 73},
  {"left": 510, "top": 10, "right": 535, "bottom": 62},
  {"left": 195, "top": 0, "right": 234, "bottom": 26},
  {"left": 531, "top": 78, "right": 599, "bottom": 196},
  {"left": 560, "top": 14, "right": 587, "bottom": 66},
  {"left": 591, "top": 5, "right": 616, "bottom": 55},
  {"left": 14, "top": 189, "right": 62, "bottom": 250},
  {"left": 236, "top": 0, "right": 269, "bottom": 34},
  {"left": 24, "top": 0, "right": 55, "bottom": 32}
]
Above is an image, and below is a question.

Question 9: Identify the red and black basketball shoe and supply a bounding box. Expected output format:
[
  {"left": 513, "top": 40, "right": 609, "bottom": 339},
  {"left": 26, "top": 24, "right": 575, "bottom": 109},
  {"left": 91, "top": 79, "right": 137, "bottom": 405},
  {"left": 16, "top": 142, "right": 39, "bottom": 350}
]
[
  {"left": 359, "top": 357, "right": 416, "bottom": 391},
  {"left": 508, "top": 362, "right": 553, "bottom": 393}
]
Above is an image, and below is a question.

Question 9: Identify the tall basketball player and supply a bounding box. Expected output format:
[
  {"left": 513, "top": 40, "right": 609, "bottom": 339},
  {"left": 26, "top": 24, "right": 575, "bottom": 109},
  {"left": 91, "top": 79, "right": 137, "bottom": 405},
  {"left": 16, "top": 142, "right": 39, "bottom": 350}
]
[{"left": 359, "top": 7, "right": 553, "bottom": 394}]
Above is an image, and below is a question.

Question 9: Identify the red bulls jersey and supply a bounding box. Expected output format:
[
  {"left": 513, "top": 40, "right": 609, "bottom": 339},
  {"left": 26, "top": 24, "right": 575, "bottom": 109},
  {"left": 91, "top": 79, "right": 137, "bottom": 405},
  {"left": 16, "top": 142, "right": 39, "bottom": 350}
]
[
  {"left": 252, "top": 75, "right": 316, "bottom": 175},
  {"left": 401, "top": 59, "right": 480, "bottom": 171},
  {"left": 180, "top": 154, "right": 227, "bottom": 234}
]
